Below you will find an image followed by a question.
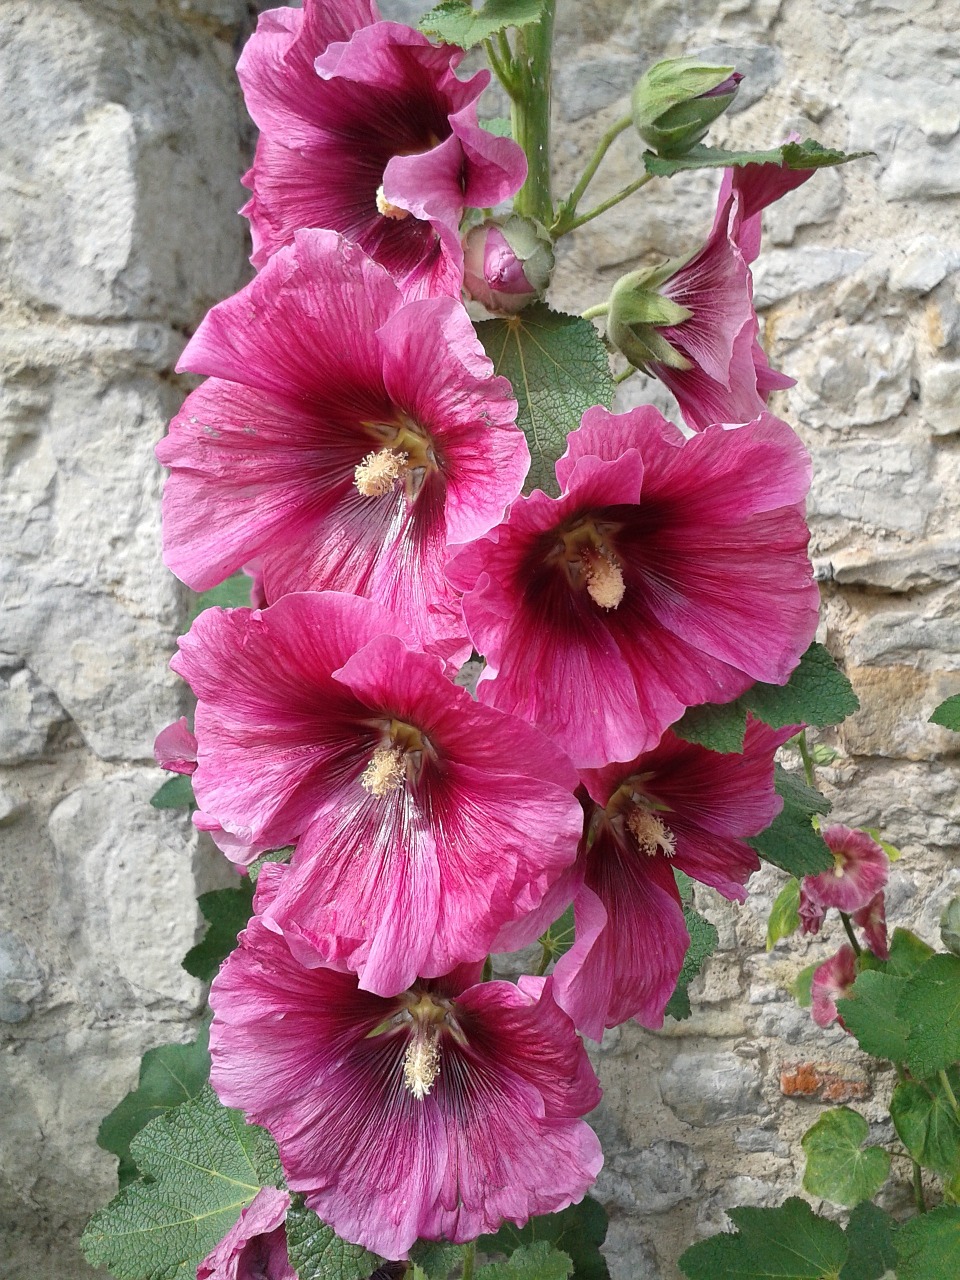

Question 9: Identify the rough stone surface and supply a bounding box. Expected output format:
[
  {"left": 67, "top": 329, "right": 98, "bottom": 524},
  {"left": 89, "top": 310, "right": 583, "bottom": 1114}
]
[{"left": 3, "top": 0, "right": 960, "bottom": 1278}]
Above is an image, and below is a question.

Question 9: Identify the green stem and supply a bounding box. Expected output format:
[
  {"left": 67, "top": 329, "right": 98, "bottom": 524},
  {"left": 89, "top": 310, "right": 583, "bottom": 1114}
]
[
  {"left": 484, "top": 38, "right": 519, "bottom": 99},
  {"left": 536, "top": 943, "right": 552, "bottom": 976},
  {"left": 840, "top": 911, "right": 862, "bottom": 957},
  {"left": 797, "top": 728, "right": 816, "bottom": 787},
  {"left": 614, "top": 367, "right": 636, "bottom": 384},
  {"left": 461, "top": 1241, "right": 476, "bottom": 1280},
  {"left": 555, "top": 114, "right": 632, "bottom": 232},
  {"left": 557, "top": 174, "right": 653, "bottom": 234},
  {"left": 581, "top": 302, "right": 609, "bottom": 320},
  {"left": 510, "top": 1, "right": 556, "bottom": 223},
  {"left": 895, "top": 1064, "right": 928, "bottom": 1211},
  {"left": 940, "top": 1068, "right": 960, "bottom": 1122}
]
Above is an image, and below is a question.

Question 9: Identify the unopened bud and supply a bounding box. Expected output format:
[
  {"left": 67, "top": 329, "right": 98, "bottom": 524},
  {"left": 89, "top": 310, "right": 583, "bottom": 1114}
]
[
  {"left": 632, "top": 57, "right": 742, "bottom": 157},
  {"left": 606, "top": 265, "right": 693, "bottom": 371},
  {"left": 942, "top": 896, "right": 960, "bottom": 957},
  {"left": 462, "top": 216, "right": 555, "bottom": 315}
]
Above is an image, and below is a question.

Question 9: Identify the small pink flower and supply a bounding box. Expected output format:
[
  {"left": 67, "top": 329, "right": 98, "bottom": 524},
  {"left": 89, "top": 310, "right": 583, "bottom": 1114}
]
[
  {"left": 447, "top": 404, "right": 818, "bottom": 769},
  {"left": 852, "top": 891, "right": 889, "bottom": 961},
  {"left": 197, "top": 1186, "right": 294, "bottom": 1280},
  {"left": 540, "top": 719, "right": 793, "bottom": 1037},
  {"left": 158, "top": 230, "right": 527, "bottom": 659},
  {"left": 801, "top": 824, "right": 889, "bottom": 916},
  {"left": 209, "top": 913, "right": 602, "bottom": 1259},
  {"left": 154, "top": 717, "right": 198, "bottom": 775},
  {"left": 462, "top": 217, "right": 554, "bottom": 315},
  {"left": 172, "top": 592, "right": 582, "bottom": 995},
  {"left": 811, "top": 944, "right": 857, "bottom": 1028},
  {"left": 237, "top": 0, "right": 525, "bottom": 296}
]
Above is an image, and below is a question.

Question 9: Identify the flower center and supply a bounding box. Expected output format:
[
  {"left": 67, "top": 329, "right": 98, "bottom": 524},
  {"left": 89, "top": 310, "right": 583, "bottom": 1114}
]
[
  {"left": 360, "top": 744, "right": 406, "bottom": 797},
  {"left": 376, "top": 184, "right": 410, "bottom": 221},
  {"left": 354, "top": 448, "right": 409, "bottom": 498},
  {"left": 360, "top": 721, "right": 430, "bottom": 797},
  {"left": 400, "top": 991, "right": 451, "bottom": 1101},
  {"left": 582, "top": 549, "right": 625, "bottom": 610},
  {"left": 832, "top": 851, "right": 847, "bottom": 879},
  {"left": 356, "top": 416, "right": 438, "bottom": 501},
  {"left": 547, "top": 518, "right": 626, "bottom": 611},
  {"left": 627, "top": 806, "right": 676, "bottom": 857}
]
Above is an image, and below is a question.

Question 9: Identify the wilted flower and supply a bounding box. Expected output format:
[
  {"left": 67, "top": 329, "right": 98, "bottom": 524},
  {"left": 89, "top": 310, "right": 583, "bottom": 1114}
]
[
  {"left": 811, "top": 944, "right": 858, "bottom": 1028},
  {"left": 209, "top": 909, "right": 602, "bottom": 1258},
  {"left": 852, "top": 891, "right": 889, "bottom": 961},
  {"left": 237, "top": 0, "right": 526, "bottom": 296},
  {"left": 158, "top": 231, "right": 527, "bottom": 659},
  {"left": 632, "top": 57, "right": 742, "bottom": 156},
  {"left": 448, "top": 404, "right": 818, "bottom": 769},
  {"left": 172, "top": 592, "right": 581, "bottom": 996},
  {"left": 197, "top": 1186, "right": 294, "bottom": 1280},
  {"left": 800, "top": 825, "right": 889, "bottom": 917},
  {"left": 462, "top": 216, "right": 554, "bottom": 314}
]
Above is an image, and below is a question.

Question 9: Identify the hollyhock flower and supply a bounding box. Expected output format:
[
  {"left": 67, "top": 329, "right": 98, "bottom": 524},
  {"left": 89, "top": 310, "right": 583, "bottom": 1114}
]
[
  {"left": 172, "top": 592, "right": 582, "bottom": 995},
  {"left": 462, "top": 217, "right": 555, "bottom": 315},
  {"left": 541, "top": 719, "right": 793, "bottom": 1038},
  {"left": 800, "top": 824, "right": 889, "bottom": 916},
  {"left": 811, "top": 944, "right": 858, "bottom": 1029},
  {"left": 237, "top": 0, "right": 526, "bottom": 296},
  {"left": 852, "top": 891, "right": 889, "bottom": 960},
  {"left": 448, "top": 404, "right": 818, "bottom": 770},
  {"left": 632, "top": 57, "right": 742, "bottom": 156},
  {"left": 197, "top": 1186, "right": 294, "bottom": 1280},
  {"left": 209, "top": 911, "right": 602, "bottom": 1259},
  {"left": 158, "top": 230, "right": 526, "bottom": 658},
  {"left": 607, "top": 146, "right": 814, "bottom": 430}
]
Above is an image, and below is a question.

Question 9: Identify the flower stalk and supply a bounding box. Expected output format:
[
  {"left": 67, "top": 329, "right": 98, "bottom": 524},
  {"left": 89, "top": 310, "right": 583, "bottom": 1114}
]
[{"left": 509, "top": 1, "right": 556, "bottom": 224}]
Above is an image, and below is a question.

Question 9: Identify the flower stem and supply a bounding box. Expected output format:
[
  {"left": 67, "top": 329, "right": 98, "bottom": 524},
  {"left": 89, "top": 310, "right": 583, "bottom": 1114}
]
[
  {"left": 556, "top": 174, "right": 654, "bottom": 235},
  {"left": 536, "top": 943, "right": 553, "bottom": 976},
  {"left": 940, "top": 1068, "right": 960, "bottom": 1122},
  {"left": 840, "top": 911, "right": 862, "bottom": 956},
  {"left": 510, "top": 1, "right": 556, "bottom": 224},
  {"left": 553, "top": 114, "right": 632, "bottom": 234},
  {"left": 581, "top": 302, "right": 609, "bottom": 320},
  {"left": 895, "top": 1063, "right": 928, "bottom": 1211},
  {"left": 484, "top": 37, "right": 519, "bottom": 99},
  {"left": 796, "top": 728, "right": 817, "bottom": 787},
  {"left": 461, "top": 1241, "right": 476, "bottom": 1280}
]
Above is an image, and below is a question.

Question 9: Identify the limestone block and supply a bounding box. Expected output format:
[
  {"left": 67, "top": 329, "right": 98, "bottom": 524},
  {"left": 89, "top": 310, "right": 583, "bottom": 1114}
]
[
  {"left": 601, "top": 1221, "right": 663, "bottom": 1280},
  {"left": 841, "top": 665, "right": 960, "bottom": 760},
  {"left": 695, "top": 44, "right": 783, "bottom": 115},
  {"left": 784, "top": 322, "right": 913, "bottom": 429},
  {"left": 0, "top": 931, "right": 45, "bottom": 1023},
  {"left": 764, "top": 168, "right": 845, "bottom": 246},
  {"left": 0, "top": 665, "right": 66, "bottom": 763},
  {"left": 807, "top": 441, "right": 937, "bottom": 539},
  {"left": 828, "top": 537, "right": 960, "bottom": 592},
  {"left": 659, "top": 1052, "right": 765, "bottom": 1126},
  {"left": 889, "top": 236, "right": 960, "bottom": 295},
  {"left": 555, "top": 53, "right": 642, "bottom": 122},
  {"left": 599, "top": 1140, "right": 706, "bottom": 1215},
  {"left": 753, "top": 249, "right": 872, "bottom": 308},
  {"left": 696, "top": 1176, "right": 785, "bottom": 1237},
  {"left": 920, "top": 360, "right": 960, "bottom": 435}
]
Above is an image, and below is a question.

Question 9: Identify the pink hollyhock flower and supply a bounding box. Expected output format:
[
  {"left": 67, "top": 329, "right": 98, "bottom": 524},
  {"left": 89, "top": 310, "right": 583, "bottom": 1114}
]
[
  {"left": 158, "top": 230, "right": 526, "bottom": 659},
  {"left": 197, "top": 1186, "right": 294, "bottom": 1280},
  {"left": 462, "top": 217, "right": 555, "bottom": 315},
  {"left": 237, "top": 0, "right": 526, "bottom": 296},
  {"left": 447, "top": 404, "right": 818, "bottom": 770},
  {"left": 811, "top": 944, "right": 858, "bottom": 1028},
  {"left": 852, "top": 891, "right": 889, "bottom": 960},
  {"left": 172, "top": 592, "right": 582, "bottom": 995},
  {"left": 800, "top": 824, "right": 889, "bottom": 916},
  {"left": 543, "top": 719, "right": 793, "bottom": 1038},
  {"left": 209, "top": 910, "right": 602, "bottom": 1259},
  {"left": 614, "top": 148, "right": 814, "bottom": 431}
]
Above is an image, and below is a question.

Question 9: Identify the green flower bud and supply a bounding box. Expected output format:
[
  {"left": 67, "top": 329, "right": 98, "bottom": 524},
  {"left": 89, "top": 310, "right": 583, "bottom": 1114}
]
[
  {"left": 941, "top": 895, "right": 960, "bottom": 957},
  {"left": 462, "top": 215, "right": 554, "bottom": 314},
  {"left": 632, "top": 57, "right": 742, "bottom": 157},
  {"left": 605, "top": 265, "right": 693, "bottom": 371}
]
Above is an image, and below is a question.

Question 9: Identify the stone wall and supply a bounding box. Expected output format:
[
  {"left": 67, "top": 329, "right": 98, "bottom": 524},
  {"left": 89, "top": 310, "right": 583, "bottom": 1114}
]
[{"left": 1, "top": 1, "right": 958, "bottom": 1277}]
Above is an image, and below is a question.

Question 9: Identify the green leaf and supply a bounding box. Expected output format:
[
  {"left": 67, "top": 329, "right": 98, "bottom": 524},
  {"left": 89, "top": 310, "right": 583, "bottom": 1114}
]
[
  {"left": 895, "top": 1204, "right": 960, "bottom": 1280},
  {"left": 97, "top": 1022, "right": 211, "bottom": 1188},
  {"left": 644, "top": 138, "right": 871, "bottom": 178},
  {"left": 81, "top": 1085, "right": 281, "bottom": 1280},
  {"left": 793, "top": 962, "right": 818, "bottom": 1009},
  {"left": 248, "top": 847, "right": 294, "bottom": 885},
  {"left": 538, "top": 904, "right": 576, "bottom": 964},
  {"left": 899, "top": 953, "right": 960, "bottom": 1079},
  {"left": 481, "top": 116, "right": 515, "bottom": 138},
  {"left": 182, "top": 883, "right": 255, "bottom": 982},
  {"left": 747, "top": 766, "right": 833, "bottom": 878},
  {"left": 891, "top": 1068, "right": 960, "bottom": 1176},
  {"left": 480, "top": 1196, "right": 610, "bottom": 1280},
  {"left": 284, "top": 1203, "right": 379, "bottom": 1280},
  {"left": 835, "top": 970, "right": 910, "bottom": 1062},
  {"left": 476, "top": 1241, "right": 573, "bottom": 1280},
  {"left": 679, "top": 1197, "right": 848, "bottom": 1279},
  {"left": 839, "top": 1201, "right": 897, "bottom": 1280},
  {"left": 767, "top": 877, "right": 801, "bottom": 951},
  {"left": 801, "top": 1107, "right": 891, "bottom": 1207},
  {"left": 887, "top": 927, "right": 935, "bottom": 977},
  {"left": 150, "top": 774, "right": 196, "bottom": 811},
  {"left": 673, "top": 643, "right": 858, "bottom": 753},
  {"left": 419, "top": 0, "right": 546, "bottom": 49},
  {"left": 931, "top": 694, "right": 960, "bottom": 731},
  {"left": 409, "top": 1240, "right": 465, "bottom": 1280},
  {"left": 474, "top": 305, "right": 615, "bottom": 496},
  {"left": 862, "top": 827, "right": 902, "bottom": 862},
  {"left": 188, "top": 572, "right": 253, "bottom": 623},
  {"left": 665, "top": 905, "right": 719, "bottom": 1021}
]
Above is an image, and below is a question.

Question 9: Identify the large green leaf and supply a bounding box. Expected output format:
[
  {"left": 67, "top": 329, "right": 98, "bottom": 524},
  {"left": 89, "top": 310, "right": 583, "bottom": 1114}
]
[
  {"left": 895, "top": 1205, "right": 960, "bottom": 1280},
  {"left": 182, "top": 883, "right": 255, "bottom": 982},
  {"left": 673, "top": 643, "right": 858, "bottom": 753},
  {"left": 891, "top": 1068, "right": 960, "bottom": 1176},
  {"left": 480, "top": 1196, "right": 610, "bottom": 1280},
  {"left": 931, "top": 694, "right": 960, "bottom": 732},
  {"left": 747, "top": 767, "right": 833, "bottom": 878},
  {"left": 886, "top": 927, "right": 935, "bottom": 977},
  {"left": 419, "top": 0, "right": 546, "bottom": 49},
  {"left": 679, "top": 1197, "right": 848, "bottom": 1279},
  {"left": 409, "top": 1240, "right": 465, "bottom": 1280},
  {"left": 767, "top": 878, "right": 801, "bottom": 951},
  {"left": 474, "top": 305, "right": 615, "bottom": 496},
  {"left": 81, "top": 1086, "right": 281, "bottom": 1280},
  {"left": 283, "top": 1203, "right": 379, "bottom": 1280},
  {"left": 477, "top": 1242, "right": 573, "bottom": 1280},
  {"left": 899, "top": 953, "right": 960, "bottom": 1079},
  {"left": 644, "top": 138, "right": 870, "bottom": 178},
  {"left": 839, "top": 1201, "right": 897, "bottom": 1280},
  {"left": 150, "top": 774, "right": 196, "bottom": 811},
  {"left": 187, "top": 572, "right": 252, "bottom": 623},
  {"left": 835, "top": 969, "right": 910, "bottom": 1063},
  {"left": 801, "top": 1107, "right": 890, "bottom": 1207},
  {"left": 97, "top": 1022, "right": 211, "bottom": 1188}
]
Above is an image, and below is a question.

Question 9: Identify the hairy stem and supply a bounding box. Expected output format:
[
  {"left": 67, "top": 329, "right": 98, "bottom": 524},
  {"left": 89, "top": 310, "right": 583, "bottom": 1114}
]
[
  {"left": 940, "top": 1068, "right": 960, "bottom": 1122},
  {"left": 536, "top": 943, "right": 553, "bottom": 976},
  {"left": 510, "top": 2, "right": 556, "bottom": 223},
  {"left": 461, "top": 1241, "right": 476, "bottom": 1280},
  {"left": 797, "top": 728, "right": 816, "bottom": 787},
  {"left": 896, "top": 1064, "right": 928, "bottom": 1211},
  {"left": 581, "top": 302, "right": 609, "bottom": 320},
  {"left": 554, "top": 114, "right": 632, "bottom": 233},
  {"left": 557, "top": 174, "right": 653, "bottom": 234}
]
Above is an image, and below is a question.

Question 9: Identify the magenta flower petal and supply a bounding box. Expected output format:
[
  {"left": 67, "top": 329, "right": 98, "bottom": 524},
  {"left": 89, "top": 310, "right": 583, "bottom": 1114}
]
[
  {"left": 852, "top": 891, "right": 889, "bottom": 961},
  {"left": 449, "top": 405, "right": 817, "bottom": 768},
  {"left": 811, "top": 944, "right": 857, "bottom": 1029},
  {"left": 209, "top": 921, "right": 602, "bottom": 1259},
  {"left": 159, "top": 231, "right": 525, "bottom": 655},
  {"left": 197, "top": 1186, "right": 295, "bottom": 1280},
  {"left": 154, "top": 717, "right": 197, "bottom": 775},
  {"left": 173, "top": 594, "right": 581, "bottom": 993},
  {"left": 802, "top": 824, "right": 889, "bottom": 914}
]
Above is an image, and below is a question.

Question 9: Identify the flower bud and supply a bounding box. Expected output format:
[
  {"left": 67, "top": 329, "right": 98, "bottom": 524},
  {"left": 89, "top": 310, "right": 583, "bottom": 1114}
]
[
  {"left": 942, "top": 895, "right": 960, "bottom": 956},
  {"left": 632, "top": 57, "right": 742, "bottom": 157},
  {"left": 462, "top": 216, "right": 554, "bottom": 314},
  {"left": 605, "top": 264, "right": 693, "bottom": 371}
]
